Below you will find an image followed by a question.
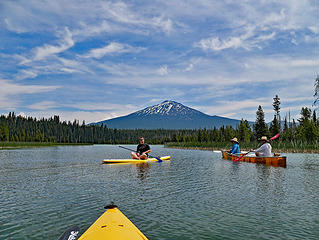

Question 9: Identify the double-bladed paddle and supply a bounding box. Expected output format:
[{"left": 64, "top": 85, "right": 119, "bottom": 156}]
[
  {"left": 233, "top": 133, "right": 280, "bottom": 162},
  {"left": 118, "top": 145, "right": 162, "bottom": 162}
]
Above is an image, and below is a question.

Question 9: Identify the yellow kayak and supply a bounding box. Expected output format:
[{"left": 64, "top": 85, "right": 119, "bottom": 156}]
[
  {"left": 78, "top": 204, "right": 148, "bottom": 240},
  {"left": 102, "top": 156, "right": 170, "bottom": 164}
]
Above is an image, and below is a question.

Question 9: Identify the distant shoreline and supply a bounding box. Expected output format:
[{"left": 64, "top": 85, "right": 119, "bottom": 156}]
[
  {"left": 0, "top": 142, "right": 93, "bottom": 149},
  {"left": 165, "top": 145, "right": 319, "bottom": 154}
]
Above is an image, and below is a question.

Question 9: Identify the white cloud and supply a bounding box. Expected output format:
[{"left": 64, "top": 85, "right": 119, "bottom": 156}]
[
  {"left": 157, "top": 65, "right": 168, "bottom": 76},
  {"left": 19, "top": 110, "right": 109, "bottom": 124},
  {"left": 33, "top": 28, "right": 74, "bottom": 61},
  {"left": 194, "top": 1, "right": 319, "bottom": 52},
  {"left": 152, "top": 16, "right": 173, "bottom": 34},
  {"left": 19, "top": 27, "right": 74, "bottom": 65},
  {"left": 27, "top": 101, "right": 58, "bottom": 110},
  {"left": 184, "top": 63, "right": 194, "bottom": 72},
  {"left": 20, "top": 105, "right": 138, "bottom": 124},
  {"left": 196, "top": 36, "right": 243, "bottom": 51},
  {"left": 309, "top": 26, "right": 319, "bottom": 34},
  {"left": 83, "top": 42, "right": 145, "bottom": 59},
  {"left": 63, "top": 102, "right": 137, "bottom": 112},
  {"left": 0, "top": 79, "right": 60, "bottom": 110},
  {"left": 195, "top": 28, "right": 276, "bottom": 52},
  {"left": 16, "top": 69, "right": 38, "bottom": 80},
  {"left": 99, "top": 1, "right": 175, "bottom": 34},
  {"left": 4, "top": 18, "right": 27, "bottom": 33}
]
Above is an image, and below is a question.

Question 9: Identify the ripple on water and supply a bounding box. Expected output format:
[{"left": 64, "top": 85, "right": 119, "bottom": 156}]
[{"left": 1, "top": 146, "right": 319, "bottom": 239}]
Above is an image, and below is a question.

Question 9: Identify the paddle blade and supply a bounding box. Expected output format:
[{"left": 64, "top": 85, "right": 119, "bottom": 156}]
[
  {"left": 153, "top": 156, "right": 162, "bottom": 162},
  {"left": 270, "top": 133, "right": 280, "bottom": 140},
  {"left": 233, "top": 156, "right": 242, "bottom": 162},
  {"left": 58, "top": 226, "right": 80, "bottom": 240},
  {"left": 234, "top": 151, "right": 251, "bottom": 162}
]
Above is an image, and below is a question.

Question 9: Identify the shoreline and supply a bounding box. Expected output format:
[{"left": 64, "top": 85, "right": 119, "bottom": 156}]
[
  {"left": 0, "top": 142, "right": 93, "bottom": 150},
  {"left": 165, "top": 145, "right": 319, "bottom": 154}
]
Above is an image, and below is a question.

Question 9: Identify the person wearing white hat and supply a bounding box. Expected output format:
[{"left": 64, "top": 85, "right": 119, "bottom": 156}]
[
  {"left": 250, "top": 136, "right": 272, "bottom": 157},
  {"left": 229, "top": 137, "right": 240, "bottom": 155}
]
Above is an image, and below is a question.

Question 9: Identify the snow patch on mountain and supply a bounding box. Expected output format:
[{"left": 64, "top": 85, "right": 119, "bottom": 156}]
[{"left": 135, "top": 100, "right": 202, "bottom": 117}]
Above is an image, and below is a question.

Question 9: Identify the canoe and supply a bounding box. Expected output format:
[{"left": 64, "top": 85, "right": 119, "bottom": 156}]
[
  {"left": 221, "top": 151, "right": 286, "bottom": 167},
  {"left": 78, "top": 204, "right": 148, "bottom": 240},
  {"left": 102, "top": 156, "right": 170, "bottom": 164}
]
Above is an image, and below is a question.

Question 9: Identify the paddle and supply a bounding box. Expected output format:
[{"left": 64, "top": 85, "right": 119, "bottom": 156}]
[
  {"left": 233, "top": 133, "right": 280, "bottom": 162},
  {"left": 58, "top": 226, "right": 80, "bottom": 240},
  {"left": 118, "top": 146, "right": 162, "bottom": 162}
]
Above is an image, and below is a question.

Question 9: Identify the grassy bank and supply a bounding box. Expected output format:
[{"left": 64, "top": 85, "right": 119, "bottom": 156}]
[
  {"left": 165, "top": 142, "right": 319, "bottom": 153},
  {"left": 0, "top": 141, "right": 93, "bottom": 149}
]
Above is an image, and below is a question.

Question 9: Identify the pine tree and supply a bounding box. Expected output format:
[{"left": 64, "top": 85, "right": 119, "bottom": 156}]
[
  {"left": 313, "top": 75, "right": 319, "bottom": 106},
  {"left": 254, "top": 105, "right": 269, "bottom": 139},
  {"left": 0, "top": 124, "right": 9, "bottom": 141},
  {"left": 298, "top": 107, "right": 311, "bottom": 124},
  {"left": 270, "top": 95, "right": 281, "bottom": 135},
  {"left": 313, "top": 110, "right": 317, "bottom": 125},
  {"left": 238, "top": 119, "right": 252, "bottom": 143},
  {"left": 273, "top": 95, "right": 280, "bottom": 118}
]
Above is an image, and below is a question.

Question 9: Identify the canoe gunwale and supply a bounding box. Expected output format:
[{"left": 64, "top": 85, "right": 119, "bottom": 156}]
[{"left": 221, "top": 150, "right": 286, "bottom": 167}]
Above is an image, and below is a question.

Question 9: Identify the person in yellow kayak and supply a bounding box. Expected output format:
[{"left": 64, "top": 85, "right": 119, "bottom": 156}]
[
  {"left": 250, "top": 136, "right": 272, "bottom": 157},
  {"left": 131, "top": 137, "right": 151, "bottom": 160},
  {"left": 229, "top": 137, "right": 240, "bottom": 155}
]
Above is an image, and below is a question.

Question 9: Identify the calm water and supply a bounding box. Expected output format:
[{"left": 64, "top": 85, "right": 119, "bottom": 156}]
[{"left": 0, "top": 145, "right": 319, "bottom": 240}]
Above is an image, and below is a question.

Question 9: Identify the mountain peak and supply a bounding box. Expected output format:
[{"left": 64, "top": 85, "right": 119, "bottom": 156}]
[
  {"left": 95, "top": 100, "right": 244, "bottom": 129},
  {"left": 134, "top": 100, "right": 201, "bottom": 117},
  {"left": 161, "top": 100, "right": 177, "bottom": 104}
]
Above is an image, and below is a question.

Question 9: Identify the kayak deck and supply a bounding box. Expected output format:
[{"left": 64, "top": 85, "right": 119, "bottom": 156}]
[
  {"left": 221, "top": 151, "right": 286, "bottom": 167},
  {"left": 102, "top": 156, "right": 170, "bottom": 164},
  {"left": 78, "top": 205, "right": 148, "bottom": 240}
]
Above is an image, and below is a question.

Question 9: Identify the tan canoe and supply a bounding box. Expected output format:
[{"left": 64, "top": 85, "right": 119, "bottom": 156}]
[{"left": 221, "top": 151, "right": 286, "bottom": 168}]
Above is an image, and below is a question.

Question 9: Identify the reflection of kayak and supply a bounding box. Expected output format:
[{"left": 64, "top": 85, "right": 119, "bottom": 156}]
[
  {"left": 78, "top": 204, "right": 148, "bottom": 240},
  {"left": 102, "top": 156, "right": 171, "bottom": 164},
  {"left": 221, "top": 151, "right": 286, "bottom": 167}
]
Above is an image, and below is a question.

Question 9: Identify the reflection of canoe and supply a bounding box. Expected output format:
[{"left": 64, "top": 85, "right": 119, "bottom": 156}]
[
  {"left": 102, "top": 156, "right": 170, "bottom": 164},
  {"left": 221, "top": 151, "right": 286, "bottom": 167},
  {"left": 78, "top": 204, "right": 148, "bottom": 240}
]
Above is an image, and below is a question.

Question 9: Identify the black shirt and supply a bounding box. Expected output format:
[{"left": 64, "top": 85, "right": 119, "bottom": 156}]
[{"left": 137, "top": 143, "right": 150, "bottom": 155}]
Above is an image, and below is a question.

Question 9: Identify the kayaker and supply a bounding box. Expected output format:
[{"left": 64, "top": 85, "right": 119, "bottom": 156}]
[
  {"left": 131, "top": 137, "right": 151, "bottom": 160},
  {"left": 229, "top": 137, "right": 240, "bottom": 155},
  {"left": 250, "top": 136, "right": 272, "bottom": 157}
]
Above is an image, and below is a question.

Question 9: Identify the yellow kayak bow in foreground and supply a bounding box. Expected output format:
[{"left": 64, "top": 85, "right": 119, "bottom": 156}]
[
  {"left": 102, "top": 156, "right": 170, "bottom": 164},
  {"left": 78, "top": 204, "right": 148, "bottom": 240}
]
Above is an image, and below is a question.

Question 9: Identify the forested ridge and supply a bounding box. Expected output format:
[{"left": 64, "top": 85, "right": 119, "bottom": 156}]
[
  {"left": 1, "top": 92, "right": 319, "bottom": 148},
  {"left": 0, "top": 104, "right": 318, "bottom": 147}
]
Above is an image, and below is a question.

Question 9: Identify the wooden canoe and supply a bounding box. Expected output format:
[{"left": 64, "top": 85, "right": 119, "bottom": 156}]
[{"left": 221, "top": 151, "right": 286, "bottom": 168}]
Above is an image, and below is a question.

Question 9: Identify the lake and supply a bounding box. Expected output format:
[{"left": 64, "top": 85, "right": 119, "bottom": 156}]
[{"left": 0, "top": 145, "right": 319, "bottom": 239}]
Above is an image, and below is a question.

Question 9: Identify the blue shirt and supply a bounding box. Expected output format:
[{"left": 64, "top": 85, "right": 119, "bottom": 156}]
[{"left": 231, "top": 143, "right": 240, "bottom": 154}]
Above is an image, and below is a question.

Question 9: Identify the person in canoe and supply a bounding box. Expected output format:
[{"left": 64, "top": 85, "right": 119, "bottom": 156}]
[
  {"left": 250, "top": 136, "right": 272, "bottom": 157},
  {"left": 228, "top": 137, "right": 240, "bottom": 155},
  {"left": 131, "top": 137, "right": 151, "bottom": 160}
]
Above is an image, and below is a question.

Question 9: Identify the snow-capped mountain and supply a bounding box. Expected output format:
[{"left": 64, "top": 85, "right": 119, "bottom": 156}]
[
  {"left": 94, "top": 100, "right": 243, "bottom": 129},
  {"left": 135, "top": 100, "right": 204, "bottom": 119}
]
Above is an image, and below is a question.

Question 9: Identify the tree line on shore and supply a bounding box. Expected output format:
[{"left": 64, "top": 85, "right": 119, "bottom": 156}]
[{"left": 0, "top": 94, "right": 318, "bottom": 147}]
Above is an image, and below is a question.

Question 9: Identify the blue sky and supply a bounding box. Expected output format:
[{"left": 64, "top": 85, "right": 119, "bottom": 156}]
[{"left": 1, "top": 0, "right": 319, "bottom": 123}]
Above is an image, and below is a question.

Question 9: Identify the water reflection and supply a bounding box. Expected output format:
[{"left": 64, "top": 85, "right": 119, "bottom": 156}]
[{"left": 136, "top": 163, "right": 150, "bottom": 181}]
